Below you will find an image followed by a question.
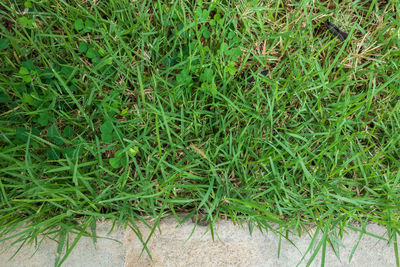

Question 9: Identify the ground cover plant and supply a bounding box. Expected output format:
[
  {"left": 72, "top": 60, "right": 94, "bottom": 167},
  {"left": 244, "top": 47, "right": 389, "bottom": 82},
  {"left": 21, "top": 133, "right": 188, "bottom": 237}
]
[{"left": 0, "top": 0, "right": 399, "bottom": 265}]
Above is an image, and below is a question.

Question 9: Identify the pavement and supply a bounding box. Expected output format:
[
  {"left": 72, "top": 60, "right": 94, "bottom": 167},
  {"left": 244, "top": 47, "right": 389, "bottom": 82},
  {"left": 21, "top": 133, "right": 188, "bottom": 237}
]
[{"left": 0, "top": 217, "right": 398, "bottom": 266}]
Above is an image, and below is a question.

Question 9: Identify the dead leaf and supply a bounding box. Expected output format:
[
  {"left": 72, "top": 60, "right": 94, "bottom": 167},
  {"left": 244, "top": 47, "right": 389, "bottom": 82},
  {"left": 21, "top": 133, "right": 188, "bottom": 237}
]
[{"left": 190, "top": 144, "right": 208, "bottom": 160}]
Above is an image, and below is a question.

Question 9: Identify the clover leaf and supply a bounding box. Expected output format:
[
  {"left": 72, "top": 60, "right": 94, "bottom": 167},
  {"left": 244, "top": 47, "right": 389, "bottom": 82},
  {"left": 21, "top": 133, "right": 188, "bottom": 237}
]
[
  {"left": 224, "top": 61, "right": 237, "bottom": 75},
  {"left": 176, "top": 69, "right": 193, "bottom": 85},
  {"left": 74, "top": 18, "right": 84, "bottom": 31},
  {"left": 200, "top": 68, "right": 214, "bottom": 83}
]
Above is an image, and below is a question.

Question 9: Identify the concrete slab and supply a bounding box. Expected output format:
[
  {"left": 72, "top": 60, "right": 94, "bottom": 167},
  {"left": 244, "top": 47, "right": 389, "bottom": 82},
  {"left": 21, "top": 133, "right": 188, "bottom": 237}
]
[
  {"left": 0, "top": 218, "right": 398, "bottom": 266},
  {"left": 0, "top": 221, "right": 125, "bottom": 267}
]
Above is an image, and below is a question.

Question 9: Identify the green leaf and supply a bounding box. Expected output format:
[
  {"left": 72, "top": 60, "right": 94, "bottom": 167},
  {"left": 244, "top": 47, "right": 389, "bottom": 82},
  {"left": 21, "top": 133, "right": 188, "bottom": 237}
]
[
  {"left": 48, "top": 148, "right": 60, "bottom": 160},
  {"left": 0, "top": 91, "right": 9, "bottom": 103},
  {"left": 62, "top": 126, "right": 75, "bottom": 138},
  {"left": 60, "top": 66, "right": 74, "bottom": 78},
  {"left": 98, "top": 47, "right": 106, "bottom": 56},
  {"left": 14, "top": 84, "right": 27, "bottom": 93},
  {"left": 22, "top": 75, "right": 32, "bottom": 83},
  {"left": 18, "top": 17, "right": 29, "bottom": 27},
  {"left": 78, "top": 41, "right": 88, "bottom": 53},
  {"left": 201, "top": 82, "right": 217, "bottom": 95},
  {"left": 224, "top": 61, "right": 237, "bottom": 75},
  {"left": 201, "top": 25, "right": 211, "bottom": 39},
  {"left": 24, "top": 1, "right": 32, "bottom": 8},
  {"left": 101, "top": 133, "right": 113, "bottom": 143},
  {"left": 84, "top": 19, "right": 94, "bottom": 30},
  {"left": 103, "top": 102, "right": 119, "bottom": 116},
  {"left": 227, "top": 67, "right": 236, "bottom": 75},
  {"left": 220, "top": 42, "right": 228, "bottom": 54},
  {"left": 54, "top": 137, "right": 64, "bottom": 146},
  {"left": 16, "top": 127, "right": 28, "bottom": 142},
  {"left": 0, "top": 38, "right": 9, "bottom": 50},
  {"left": 22, "top": 93, "right": 34, "bottom": 105},
  {"left": 19, "top": 67, "right": 29, "bottom": 75},
  {"left": 32, "top": 127, "right": 40, "bottom": 136},
  {"left": 100, "top": 120, "right": 113, "bottom": 134},
  {"left": 120, "top": 108, "right": 129, "bottom": 116},
  {"left": 106, "top": 58, "right": 113, "bottom": 65},
  {"left": 227, "top": 31, "right": 240, "bottom": 43},
  {"left": 74, "top": 18, "right": 84, "bottom": 31},
  {"left": 214, "top": 13, "right": 222, "bottom": 24},
  {"left": 48, "top": 124, "right": 64, "bottom": 145},
  {"left": 86, "top": 47, "right": 96, "bottom": 59},
  {"left": 63, "top": 147, "right": 75, "bottom": 158},
  {"left": 109, "top": 157, "right": 121, "bottom": 168},
  {"left": 115, "top": 150, "right": 125, "bottom": 158},
  {"left": 195, "top": 8, "right": 209, "bottom": 21},
  {"left": 18, "top": 17, "right": 34, "bottom": 28},
  {"left": 92, "top": 56, "right": 100, "bottom": 63},
  {"left": 195, "top": 7, "right": 202, "bottom": 19},
  {"left": 202, "top": 9, "right": 209, "bottom": 20},
  {"left": 19, "top": 66, "right": 32, "bottom": 82},
  {"left": 61, "top": 65, "right": 74, "bottom": 77},
  {"left": 200, "top": 68, "right": 214, "bottom": 83},
  {"left": 22, "top": 60, "right": 35, "bottom": 70},
  {"left": 69, "top": 83, "right": 77, "bottom": 93},
  {"left": 47, "top": 124, "right": 59, "bottom": 138},
  {"left": 231, "top": 47, "right": 242, "bottom": 57},
  {"left": 41, "top": 68, "right": 54, "bottom": 80},
  {"left": 176, "top": 69, "right": 192, "bottom": 85},
  {"left": 37, "top": 112, "right": 49, "bottom": 126},
  {"left": 128, "top": 146, "right": 139, "bottom": 157}
]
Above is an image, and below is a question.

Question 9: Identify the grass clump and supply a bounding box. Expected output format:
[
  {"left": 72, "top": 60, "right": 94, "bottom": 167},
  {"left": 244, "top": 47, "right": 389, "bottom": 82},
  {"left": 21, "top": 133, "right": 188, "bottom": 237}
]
[{"left": 0, "top": 0, "right": 399, "bottom": 265}]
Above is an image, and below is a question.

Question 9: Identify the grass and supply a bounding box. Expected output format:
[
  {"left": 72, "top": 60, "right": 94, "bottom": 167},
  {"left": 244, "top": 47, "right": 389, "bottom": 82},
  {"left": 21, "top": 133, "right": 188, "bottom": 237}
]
[{"left": 0, "top": 0, "right": 399, "bottom": 265}]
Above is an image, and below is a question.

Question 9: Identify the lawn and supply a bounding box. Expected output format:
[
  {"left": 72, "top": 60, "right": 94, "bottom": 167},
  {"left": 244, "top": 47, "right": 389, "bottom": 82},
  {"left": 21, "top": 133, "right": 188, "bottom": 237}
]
[{"left": 0, "top": 0, "right": 399, "bottom": 265}]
